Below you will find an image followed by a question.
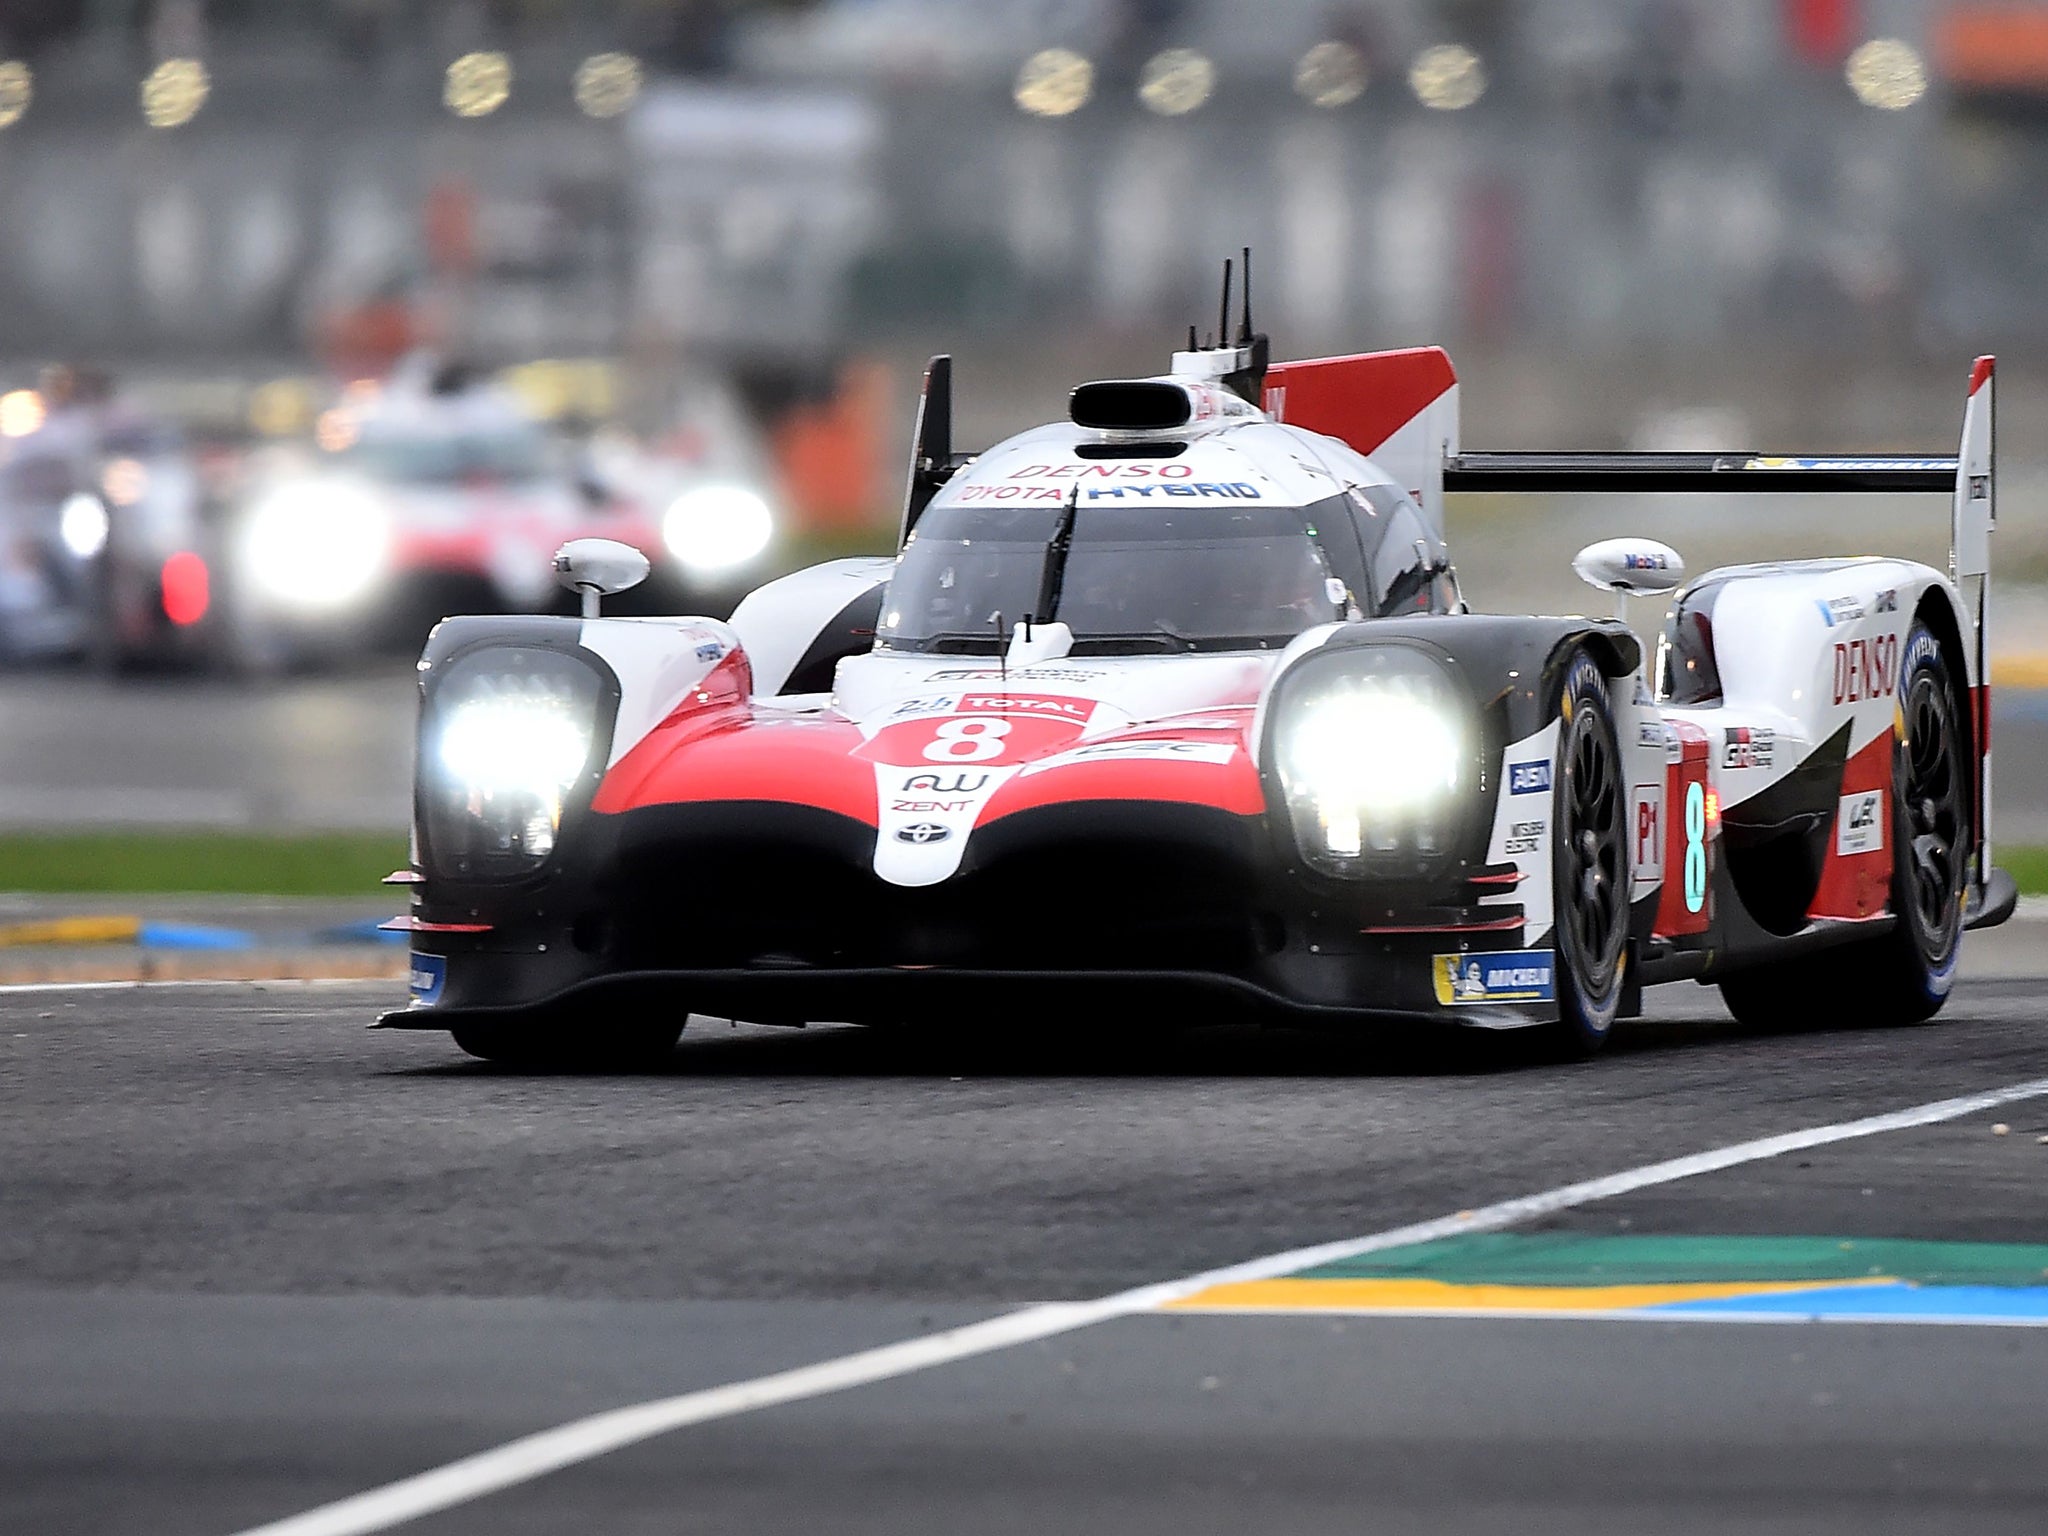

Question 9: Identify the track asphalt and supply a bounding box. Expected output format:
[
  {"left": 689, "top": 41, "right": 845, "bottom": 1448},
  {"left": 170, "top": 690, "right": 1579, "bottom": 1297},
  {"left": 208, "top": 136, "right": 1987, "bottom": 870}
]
[{"left": 5, "top": 961, "right": 2048, "bottom": 1535}]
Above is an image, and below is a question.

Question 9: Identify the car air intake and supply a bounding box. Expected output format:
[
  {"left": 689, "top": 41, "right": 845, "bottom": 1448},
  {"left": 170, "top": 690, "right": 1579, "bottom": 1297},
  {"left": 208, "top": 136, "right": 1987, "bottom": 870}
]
[{"left": 1070, "top": 381, "right": 1192, "bottom": 432}]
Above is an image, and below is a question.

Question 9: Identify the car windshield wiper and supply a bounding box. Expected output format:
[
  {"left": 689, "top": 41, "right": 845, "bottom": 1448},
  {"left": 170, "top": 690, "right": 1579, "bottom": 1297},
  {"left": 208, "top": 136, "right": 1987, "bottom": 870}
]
[
  {"left": 1075, "top": 625, "right": 1299, "bottom": 654},
  {"left": 1033, "top": 488, "right": 1079, "bottom": 626},
  {"left": 882, "top": 631, "right": 1008, "bottom": 654}
]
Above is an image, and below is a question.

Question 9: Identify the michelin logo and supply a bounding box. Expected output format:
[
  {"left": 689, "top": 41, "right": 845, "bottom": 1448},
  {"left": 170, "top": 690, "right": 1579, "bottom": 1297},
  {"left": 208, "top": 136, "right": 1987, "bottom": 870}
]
[
  {"left": 409, "top": 952, "right": 446, "bottom": 1006},
  {"left": 1432, "top": 950, "right": 1556, "bottom": 1006}
]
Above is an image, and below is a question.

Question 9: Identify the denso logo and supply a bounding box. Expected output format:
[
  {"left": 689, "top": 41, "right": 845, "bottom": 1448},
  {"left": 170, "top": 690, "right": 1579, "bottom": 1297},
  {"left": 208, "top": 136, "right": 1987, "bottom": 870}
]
[
  {"left": 959, "top": 694, "right": 1091, "bottom": 721},
  {"left": 1833, "top": 634, "right": 1899, "bottom": 705},
  {"left": 1007, "top": 463, "right": 1195, "bottom": 480},
  {"left": 1508, "top": 760, "right": 1551, "bottom": 795}
]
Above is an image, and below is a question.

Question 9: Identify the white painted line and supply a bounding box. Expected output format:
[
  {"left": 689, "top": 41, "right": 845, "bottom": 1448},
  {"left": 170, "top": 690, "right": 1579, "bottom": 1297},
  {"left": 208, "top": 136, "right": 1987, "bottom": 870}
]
[
  {"left": 0, "top": 976, "right": 391, "bottom": 996},
  {"left": 227, "top": 1073, "right": 2048, "bottom": 1536}
]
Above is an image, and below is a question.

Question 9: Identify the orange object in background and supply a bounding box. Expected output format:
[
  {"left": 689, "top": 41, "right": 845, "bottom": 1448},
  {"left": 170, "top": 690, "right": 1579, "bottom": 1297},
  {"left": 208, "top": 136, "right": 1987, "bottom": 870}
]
[
  {"left": 771, "top": 361, "right": 890, "bottom": 533},
  {"left": 1938, "top": 4, "right": 2048, "bottom": 89}
]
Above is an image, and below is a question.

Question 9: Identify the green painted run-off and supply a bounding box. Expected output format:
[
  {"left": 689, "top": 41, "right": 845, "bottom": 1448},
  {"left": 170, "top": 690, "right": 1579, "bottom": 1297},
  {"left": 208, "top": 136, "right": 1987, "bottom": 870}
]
[{"left": 1299, "top": 1233, "right": 2048, "bottom": 1288}]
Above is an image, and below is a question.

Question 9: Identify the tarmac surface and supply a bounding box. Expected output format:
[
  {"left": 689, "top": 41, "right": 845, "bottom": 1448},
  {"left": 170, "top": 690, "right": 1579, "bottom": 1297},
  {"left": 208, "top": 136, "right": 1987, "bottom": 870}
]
[{"left": 5, "top": 954, "right": 2048, "bottom": 1535}]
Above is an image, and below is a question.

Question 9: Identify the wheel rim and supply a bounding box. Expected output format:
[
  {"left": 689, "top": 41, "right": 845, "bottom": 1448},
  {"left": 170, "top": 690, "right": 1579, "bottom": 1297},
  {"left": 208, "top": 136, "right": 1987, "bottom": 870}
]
[
  {"left": 1560, "top": 707, "right": 1627, "bottom": 994},
  {"left": 1899, "top": 670, "right": 1965, "bottom": 957}
]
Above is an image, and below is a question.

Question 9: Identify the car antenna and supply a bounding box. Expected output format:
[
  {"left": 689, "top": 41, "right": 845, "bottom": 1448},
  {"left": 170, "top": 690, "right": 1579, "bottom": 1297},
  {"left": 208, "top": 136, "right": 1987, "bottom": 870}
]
[
  {"left": 1217, "top": 257, "right": 1233, "bottom": 357},
  {"left": 1236, "top": 245, "right": 1253, "bottom": 345},
  {"left": 992, "top": 609, "right": 1006, "bottom": 685},
  {"left": 1223, "top": 245, "right": 1271, "bottom": 404}
]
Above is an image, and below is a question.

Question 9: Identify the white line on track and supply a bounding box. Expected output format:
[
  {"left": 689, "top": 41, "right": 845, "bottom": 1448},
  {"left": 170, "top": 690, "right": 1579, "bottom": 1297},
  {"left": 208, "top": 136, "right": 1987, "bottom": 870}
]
[
  {"left": 228, "top": 1073, "right": 2048, "bottom": 1536},
  {"left": 0, "top": 977, "right": 383, "bottom": 995}
]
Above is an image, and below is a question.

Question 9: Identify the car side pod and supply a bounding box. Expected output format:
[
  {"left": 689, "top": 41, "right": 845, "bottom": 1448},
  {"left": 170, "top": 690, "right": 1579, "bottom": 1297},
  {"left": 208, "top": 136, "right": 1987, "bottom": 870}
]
[{"left": 554, "top": 537, "right": 651, "bottom": 618}]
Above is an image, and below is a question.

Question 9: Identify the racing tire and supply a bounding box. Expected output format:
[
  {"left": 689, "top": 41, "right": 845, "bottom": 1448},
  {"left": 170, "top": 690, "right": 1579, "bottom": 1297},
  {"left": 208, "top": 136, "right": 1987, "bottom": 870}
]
[
  {"left": 1718, "top": 619, "right": 1968, "bottom": 1030},
  {"left": 1540, "top": 649, "right": 1631, "bottom": 1058},
  {"left": 450, "top": 1013, "right": 684, "bottom": 1071}
]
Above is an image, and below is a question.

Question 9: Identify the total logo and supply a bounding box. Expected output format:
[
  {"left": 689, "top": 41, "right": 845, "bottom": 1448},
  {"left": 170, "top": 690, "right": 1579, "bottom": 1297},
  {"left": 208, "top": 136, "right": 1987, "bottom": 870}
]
[{"left": 958, "top": 693, "right": 1093, "bottom": 722}]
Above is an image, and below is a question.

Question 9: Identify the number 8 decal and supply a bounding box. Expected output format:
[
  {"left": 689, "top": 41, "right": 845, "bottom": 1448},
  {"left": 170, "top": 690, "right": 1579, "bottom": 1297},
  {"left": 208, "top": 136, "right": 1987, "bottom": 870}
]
[
  {"left": 923, "top": 717, "right": 1012, "bottom": 763},
  {"left": 1683, "top": 779, "right": 1707, "bottom": 914}
]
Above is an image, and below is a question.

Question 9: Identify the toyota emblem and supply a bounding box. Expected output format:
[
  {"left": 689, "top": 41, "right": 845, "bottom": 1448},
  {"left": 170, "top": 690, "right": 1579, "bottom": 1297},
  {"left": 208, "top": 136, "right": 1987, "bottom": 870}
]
[{"left": 895, "top": 823, "right": 952, "bottom": 845}]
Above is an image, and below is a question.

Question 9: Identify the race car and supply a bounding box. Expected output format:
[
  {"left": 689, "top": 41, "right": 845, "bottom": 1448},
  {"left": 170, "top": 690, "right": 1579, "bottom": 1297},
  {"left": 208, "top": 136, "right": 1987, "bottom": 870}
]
[
  {"left": 0, "top": 370, "right": 220, "bottom": 671},
  {"left": 226, "top": 360, "right": 773, "bottom": 664},
  {"left": 379, "top": 279, "right": 2013, "bottom": 1066}
]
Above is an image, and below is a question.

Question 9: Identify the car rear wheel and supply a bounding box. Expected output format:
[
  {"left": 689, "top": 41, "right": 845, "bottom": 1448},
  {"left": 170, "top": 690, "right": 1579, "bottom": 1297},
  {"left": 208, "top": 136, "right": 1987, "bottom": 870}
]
[
  {"left": 451, "top": 1013, "right": 684, "bottom": 1071},
  {"left": 1718, "top": 619, "right": 1967, "bottom": 1029},
  {"left": 1542, "top": 649, "right": 1630, "bottom": 1057}
]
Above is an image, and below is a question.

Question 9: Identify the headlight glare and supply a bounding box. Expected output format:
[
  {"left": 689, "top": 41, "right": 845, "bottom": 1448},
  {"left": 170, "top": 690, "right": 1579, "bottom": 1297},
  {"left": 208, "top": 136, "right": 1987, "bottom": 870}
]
[
  {"left": 1273, "top": 648, "right": 1471, "bottom": 876},
  {"left": 422, "top": 647, "right": 605, "bottom": 880},
  {"left": 662, "top": 484, "right": 773, "bottom": 575},
  {"left": 60, "top": 494, "right": 110, "bottom": 559},
  {"left": 241, "top": 482, "right": 390, "bottom": 611}
]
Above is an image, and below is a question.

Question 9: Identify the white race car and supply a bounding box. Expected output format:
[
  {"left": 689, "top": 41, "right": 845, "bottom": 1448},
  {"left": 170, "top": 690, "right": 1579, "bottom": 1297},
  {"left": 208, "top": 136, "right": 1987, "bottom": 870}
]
[{"left": 382, "top": 267, "right": 2012, "bottom": 1065}]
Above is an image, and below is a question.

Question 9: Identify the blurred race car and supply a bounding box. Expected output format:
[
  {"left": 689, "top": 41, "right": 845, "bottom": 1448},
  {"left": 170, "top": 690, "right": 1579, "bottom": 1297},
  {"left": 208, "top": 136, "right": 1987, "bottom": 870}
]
[
  {"left": 0, "top": 370, "right": 219, "bottom": 672},
  {"left": 228, "top": 361, "right": 776, "bottom": 664},
  {"left": 379, "top": 286, "right": 2014, "bottom": 1066}
]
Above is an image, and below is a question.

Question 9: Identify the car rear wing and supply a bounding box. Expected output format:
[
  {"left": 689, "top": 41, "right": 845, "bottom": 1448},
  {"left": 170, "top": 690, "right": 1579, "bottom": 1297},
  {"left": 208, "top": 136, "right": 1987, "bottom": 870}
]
[{"left": 1445, "top": 356, "right": 2000, "bottom": 916}]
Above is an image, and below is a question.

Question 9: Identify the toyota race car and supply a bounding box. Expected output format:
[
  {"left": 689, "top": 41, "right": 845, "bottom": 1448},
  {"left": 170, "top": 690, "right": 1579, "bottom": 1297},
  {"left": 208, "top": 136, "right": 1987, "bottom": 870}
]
[{"left": 380, "top": 269, "right": 2014, "bottom": 1066}]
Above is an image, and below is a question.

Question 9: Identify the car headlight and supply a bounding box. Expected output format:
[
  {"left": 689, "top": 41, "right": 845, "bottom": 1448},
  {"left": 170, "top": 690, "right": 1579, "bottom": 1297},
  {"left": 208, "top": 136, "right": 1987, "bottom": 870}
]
[
  {"left": 240, "top": 482, "right": 391, "bottom": 611},
  {"left": 662, "top": 485, "right": 773, "bottom": 576},
  {"left": 1271, "top": 646, "right": 1473, "bottom": 877},
  {"left": 60, "top": 494, "right": 110, "bottom": 560},
  {"left": 421, "top": 646, "right": 607, "bottom": 880}
]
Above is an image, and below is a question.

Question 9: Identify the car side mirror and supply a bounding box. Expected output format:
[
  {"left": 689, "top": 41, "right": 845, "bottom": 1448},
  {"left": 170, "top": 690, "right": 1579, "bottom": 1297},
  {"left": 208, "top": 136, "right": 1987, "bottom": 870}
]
[
  {"left": 1574, "top": 538, "right": 1683, "bottom": 621},
  {"left": 554, "top": 538, "right": 649, "bottom": 617}
]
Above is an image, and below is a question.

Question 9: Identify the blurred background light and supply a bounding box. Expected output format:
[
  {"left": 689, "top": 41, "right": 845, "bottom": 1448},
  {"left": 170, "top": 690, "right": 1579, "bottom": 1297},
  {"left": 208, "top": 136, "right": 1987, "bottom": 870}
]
[
  {"left": 574, "top": 52, "right": 642, "bottom": 119},
  {"left": 313, "top": 408, "right": 358, "bottom": 453},
  {"left": 1846, "top": 38, "right": 1928, "bottom": 110},
  {"left": 445, "top": 52, "right": 512, "bottom": 119},
  {"left": 101, "top": 458, "right": 149, "bottom": 508},
  {"left": 1410, "top": 44, "right": 1486, "bottom": 111},
  {"left": 246, "top": 379, "right": 316, "bottom": 438},
  {"left": 1014, "top": 47, "right": 1093, "bottom": 118},
  {"left": 0, "top": 60, "right": 33, "bottom": 130},
  {"left": 662, "top": 484, "right": 774, "bottom": 574},
  {"left": 0, "top": 389, "right": 45, "bottom": 437},
  {"left": 141, "top": 58, "right": 209, "bottom": 129},
  {"left": 59, "top": 494, "right": 109, "bottom": 560},
  {"left": 1294, "top": 42, "right": 1368, "bottom": 108},
  {"left": 1139, "top": 48, "right": 1215, "bottom": 116}
]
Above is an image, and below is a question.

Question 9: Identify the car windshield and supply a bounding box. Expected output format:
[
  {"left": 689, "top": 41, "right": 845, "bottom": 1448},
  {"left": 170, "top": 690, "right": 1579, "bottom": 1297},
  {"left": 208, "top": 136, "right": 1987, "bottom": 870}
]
[
  {"left": 877, "top": 500, "right": 1341, "bottom": 654},
  {"left": 335, "top": 430, "right": 553, "bottom": 487}
]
